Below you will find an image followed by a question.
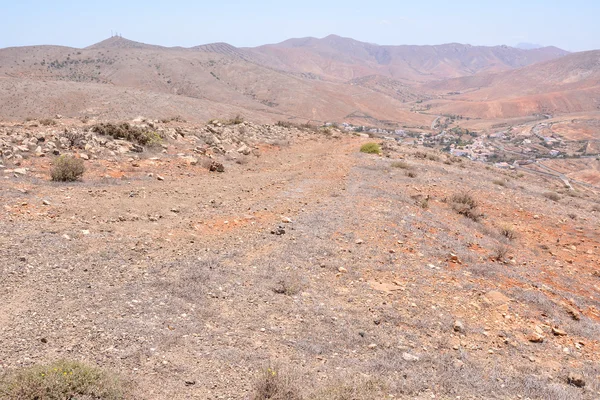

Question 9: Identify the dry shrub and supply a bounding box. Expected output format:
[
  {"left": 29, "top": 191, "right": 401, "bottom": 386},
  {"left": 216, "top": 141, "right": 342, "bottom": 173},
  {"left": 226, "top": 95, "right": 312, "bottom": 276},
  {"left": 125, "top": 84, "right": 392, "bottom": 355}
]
[
  {"left": 543, "top": 192, "right": 561, "bottom": 202},
  {"left": 224, "top": 114, "right": 244, "bottom": 125},
  {"left": 310, "top": 378, "right": 386, "bottom": 400},
  {"left": 450, "top": 193, "right": 482, "bottom": 221},
  {"left": 492, "top": 178, "right": 507, "bottom": 187},
  {"left": 251, "top": 368, "right": 302, "bottom": 400},
  {"left": 406, "top": 171, "right": 417, "bottom": 178},
  {"left": 272, "top": 273, "right": 302, "bottom": 296},
  {"left": 90, "top": 123, "right": 162, "bottom": 146},
  {"left": 39, "top": 118, "right": 56, "bottom": 126},
  {"left": 492, "top": 244, "right": 510, "bottom": 261},
  {"left": 499, "top": 224, "right": 517, "bottom": 241},
  {"left": 50, "top": 155, "right": 85, "bottom": 182},
  {"left": 391, "top": 161, "right": 411, "bottom": 169},
  {"left": 0, "top": 359, "right": 128, "bottom": 400}
]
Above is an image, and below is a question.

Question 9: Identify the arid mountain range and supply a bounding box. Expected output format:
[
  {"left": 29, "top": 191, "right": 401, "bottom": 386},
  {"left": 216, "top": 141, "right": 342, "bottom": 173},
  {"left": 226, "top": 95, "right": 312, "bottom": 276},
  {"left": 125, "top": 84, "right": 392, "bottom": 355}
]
[{"left": 0, "top": 34, "right": 598, "bottom": 128}]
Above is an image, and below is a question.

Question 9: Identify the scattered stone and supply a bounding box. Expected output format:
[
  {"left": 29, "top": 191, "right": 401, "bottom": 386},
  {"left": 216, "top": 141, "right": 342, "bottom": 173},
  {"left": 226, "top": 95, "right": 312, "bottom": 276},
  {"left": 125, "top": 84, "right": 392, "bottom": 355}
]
[
  {"left": 449, "top": 253, "right": 461, "bottom": 264},
  {"left": 156, "top": 175, "right": 165, "bottom": 181},
  {"left": 368, "top": 343, "right": 377, "bottom": 349},
  {"left": 42, "top": 199, "right": 51, "bottom": 206},
  {"left": 453, "top": 320, "right": 465, "bottom": 333},
  {"left": 13, "top": 168, "right": 27, "bottom": 175},
  {"left": 528, "top": 332, "right": 544, "bottom": 343},
  {"left": 271, "top": 226, "right": 285, "bottom": 235},
  {"left": 567, "top": 373, "right": 585, "bottom": 388},
  {"left": 338, "top": 267, "right": 348, "bottom": 274},
  {"left": 184, "top": 380, "right": 196, "bottom": 386},
  {"left": 355, "top": 239, "right": 364, "bottom": 245},
  {"left": 552, "top": 327, "right": 567, "bottom": 336},
  {"left": 402, "top": 352, "right": 420, "bottom": 362},
  {"left": 281, "top": 216, "right": 292, "bottom": 223},
  {"left": 209, "top": 161, "right": 225, "bottom": 172},
  {"left": 564, "top": 304, "right": 581, "bottom": 321}
]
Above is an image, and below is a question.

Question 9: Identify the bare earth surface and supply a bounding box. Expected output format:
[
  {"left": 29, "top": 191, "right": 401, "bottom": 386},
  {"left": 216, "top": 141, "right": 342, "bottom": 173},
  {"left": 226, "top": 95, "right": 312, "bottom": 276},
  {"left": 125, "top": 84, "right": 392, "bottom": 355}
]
[{"left": 1, "top": 121, "right": 599, "bottom": 399}]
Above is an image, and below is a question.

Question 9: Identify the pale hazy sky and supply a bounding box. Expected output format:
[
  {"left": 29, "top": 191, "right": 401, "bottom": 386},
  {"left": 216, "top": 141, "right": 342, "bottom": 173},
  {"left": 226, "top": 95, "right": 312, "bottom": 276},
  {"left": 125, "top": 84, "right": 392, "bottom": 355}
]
[{"left": 2, "top": 0, "right": 598, "bottom": 51}]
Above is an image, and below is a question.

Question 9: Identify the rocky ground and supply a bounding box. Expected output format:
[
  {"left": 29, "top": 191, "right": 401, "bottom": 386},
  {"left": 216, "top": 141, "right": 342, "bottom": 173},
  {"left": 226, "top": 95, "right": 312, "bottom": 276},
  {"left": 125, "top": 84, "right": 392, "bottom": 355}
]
[{"left": 1, "top": 118, "right": 599, "bottom": 399}]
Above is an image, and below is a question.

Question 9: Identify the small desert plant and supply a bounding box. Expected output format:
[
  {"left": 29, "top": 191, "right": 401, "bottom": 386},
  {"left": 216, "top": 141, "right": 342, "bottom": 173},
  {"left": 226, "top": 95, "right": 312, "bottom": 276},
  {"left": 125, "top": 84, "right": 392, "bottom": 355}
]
[
  {"left": 499, "top": 224, "right": 517, "bottom": 241},
  {"left": 39, "top": 118, "right": 56, "bottom": 126},
  {"left": 450, "top": 193, "right": 482, "bottom": 221},
  {"left": 406, "top": 171, "right": 417, "bottom": 178},
  {"left": 225, "top": 114, "right": 244, "bottom": 125},
  {"left": 419, "top": 197, "right": 429, "bottom": 209},
  {"left": 0, "top": 359, "right": 128, "bottom": 400},
  {"left": 543, "top": 192, "right": 561, "bottom": 202},
  {"left": 90, "top": 123, "right": 163, "bottom": 146},
  {"left": 492, "top": 178, "right": 507, "bottom": 187},
  {"left": 50, "top": 155, "right": 85, "bottom": 182},
  {"left": 492, "top": 244, "right": 510, "bottom": 261},
  {"left": 272, "top": 277, "right": 301, "bottom": 296},
  {"left": 360, "top": 143, "right": 381, "bottom": 154},
  {"left": 391, "top": 161, "right": 411, "bottom": 169},
  {"left": 251, "top": 368, "right": 302, "bottom": 400}
]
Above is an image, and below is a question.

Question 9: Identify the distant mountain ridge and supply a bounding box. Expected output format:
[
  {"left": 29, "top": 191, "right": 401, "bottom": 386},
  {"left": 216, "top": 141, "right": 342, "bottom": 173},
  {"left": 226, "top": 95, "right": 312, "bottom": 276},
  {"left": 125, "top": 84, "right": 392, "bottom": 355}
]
[{"left": 1, "top": 35, "right": 596, "bottom": 124}]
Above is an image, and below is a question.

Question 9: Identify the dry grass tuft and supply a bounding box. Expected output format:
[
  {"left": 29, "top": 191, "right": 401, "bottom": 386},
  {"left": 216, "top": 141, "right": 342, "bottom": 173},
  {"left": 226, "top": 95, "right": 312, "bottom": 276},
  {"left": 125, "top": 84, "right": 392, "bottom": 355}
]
[
  {"left": 543, "top": 192, "right": 561, "bottom": 202},
  {"left": 499, "top": 224, "right": 517, "bottom": 241},
  {"left": 0, "top": 359, "right": 128, "bottom": 400},
  {"left": 251, "top": 368, "right": 302, "bottom": 400},
  {"left": 391, "top": 161, "right": 411, "bottom": 169},
  {"left": 39, "top": 118, "right": 57, "bottom": 126}
]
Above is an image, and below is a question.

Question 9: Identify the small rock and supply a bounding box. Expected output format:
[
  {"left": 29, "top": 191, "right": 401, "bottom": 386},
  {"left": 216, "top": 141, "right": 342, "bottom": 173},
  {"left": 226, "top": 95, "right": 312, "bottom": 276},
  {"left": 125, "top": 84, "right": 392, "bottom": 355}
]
[
  {"left": 552, "top": 327, "right": 567, "bottom": 336},
  {"left": 528, "top": 332, "right": 544, "bottom": 343},
  {"left": 184, "top": 380, "right": 196, "bottom": 386},
  {"left": 355, "top": 239, "right": 364, "bottom": 245},
  {"left": 338, "top": 267, "right": 348, "bottom": 274},
  {"left": 13, "top": 168, "right": 27, "bottom": 175},
  {"left": 402, "top": 352, "right": 420, "bottom": 362},
  {"left": 42, "top": 199, "right": 51, "bottom": 206},
  {"left": 208, "top": 161, "right": 225, "bottom": 172},
  {"left": 449, "top": 253, "right": 461, "bottom": 264},
  {"left": 156, "top": 175, "right": 165, "bottom": 181},
  {"left": 567, "top": 373, "right": 585, "bottom": 388},
  {"left": 281, "top": 216, "right": 292, "bottom": 223},
  {"left": 271, "top": 226, "right": 285, "bottom": 235},
  {"left": 453, "top": 320, "right": 465, "bottom": 333},
  {"left": 368, "top": 343, "right": 377, "bottom": 349}
]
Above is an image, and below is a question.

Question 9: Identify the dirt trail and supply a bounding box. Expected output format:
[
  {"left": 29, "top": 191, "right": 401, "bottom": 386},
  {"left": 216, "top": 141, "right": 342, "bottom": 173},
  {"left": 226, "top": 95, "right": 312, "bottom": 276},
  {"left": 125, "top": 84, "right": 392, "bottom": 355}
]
[{"left": 1, "top": 132, "right": 599, "bottom": 399}]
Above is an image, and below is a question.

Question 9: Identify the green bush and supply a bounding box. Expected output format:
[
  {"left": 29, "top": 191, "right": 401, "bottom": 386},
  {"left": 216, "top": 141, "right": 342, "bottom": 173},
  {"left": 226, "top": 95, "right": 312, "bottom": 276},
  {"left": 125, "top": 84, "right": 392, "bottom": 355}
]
[
  {"left": 0, "top": 360, "right": 128, "bottom": 400},
  {"left": 50, "top": 155, "right": 85, "bottom": 182},
  {"left": 360, "top": 143, "right": 381, "bottom": 154}
]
